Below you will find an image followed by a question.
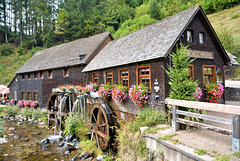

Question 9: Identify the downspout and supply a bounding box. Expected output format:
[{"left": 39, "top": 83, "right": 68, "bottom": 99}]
[{"left": 223, "top": 62, "right": 232, "bottom": 104}]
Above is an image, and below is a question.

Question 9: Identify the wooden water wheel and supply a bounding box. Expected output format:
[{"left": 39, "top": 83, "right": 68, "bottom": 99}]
[
  {"left": 47, "top": 92, "right": 62, "bottom": 111},
  {"left": 90, "top": 103, "right": 114, "bottom": 150}
]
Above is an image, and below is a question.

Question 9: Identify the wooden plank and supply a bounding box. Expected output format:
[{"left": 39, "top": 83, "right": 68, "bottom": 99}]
[
  {"left": 166, "top": 98, "right": 240, "bottom": 115},
  {"left": 172, "top": 105, "right": 178, "bottom": 131},
  {"left": 176, "top": 110, "right": 232, "bottom": 125},
  {"left": 177, "top": 118, "right": 232, "bottom": 135}
]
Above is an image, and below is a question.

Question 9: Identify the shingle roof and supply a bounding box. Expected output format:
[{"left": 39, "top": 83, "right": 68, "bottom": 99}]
[
  {"left": 226, "top": 51, "right": 239, "bottom": 66},
  {"left": 83, "top": 6, "right": 201, "bottom": 72},
  {"left": 16, "top": 32, "right": 111, "bottom": 74}
]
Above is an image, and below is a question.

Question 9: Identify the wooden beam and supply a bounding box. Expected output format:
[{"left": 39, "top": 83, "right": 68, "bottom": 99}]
[
  {"left": 176, "top": 110, "right": 232, "bottom": 125},
  {"left": 166, "top": 98, "right": 240, "bottom": 115},
  {"left": 177, "top": 118, "right": 232, "bottom": 135}
]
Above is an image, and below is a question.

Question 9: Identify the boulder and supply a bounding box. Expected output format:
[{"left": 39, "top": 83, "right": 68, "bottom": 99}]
[
  {"left": 80, "top": 151, "right": 90, "bottom": 160},
  {"left": 96, "top": 155, "right": 104, "bottom": 161}
]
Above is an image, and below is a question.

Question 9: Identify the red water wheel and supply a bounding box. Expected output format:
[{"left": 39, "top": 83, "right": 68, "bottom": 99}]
[{"left": 90, "top": 103, "right": 114, "bottom": 150}]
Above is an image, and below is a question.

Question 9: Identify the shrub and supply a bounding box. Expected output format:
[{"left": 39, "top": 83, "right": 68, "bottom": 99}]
[
  {"left": 78, "top": 140, "right": 103, "bottom": 156},
  {"left": 64, "top": 113, "right": 89, "bottom": 140},
  {"left": 32, "top": 109, "right": 42, "bottom": 121},
  {"left": 41, "top": 112, "right": 48, "bottom": 125},
  {"left": 205, "top": 83, "right": 224, "bottom": 103},
  {"left": 111, "top": 84, "right": 128, "bottom": 103},
  {"left": 4, "top": 106, "right": 19, "bottom": 118},
  {"left": 129, "top": 84, "right": 149, "bottom": 108},
  {"left": 21, "top": 107, "right": 33, "bottom": 118},
  {"left": 0, "top": 44, "right": 14, "bottom": 56}
]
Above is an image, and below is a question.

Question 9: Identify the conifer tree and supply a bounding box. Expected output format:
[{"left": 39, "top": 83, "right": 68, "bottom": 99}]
[{"left": 165, "top": 44, "right": 198, "bottom": 100}]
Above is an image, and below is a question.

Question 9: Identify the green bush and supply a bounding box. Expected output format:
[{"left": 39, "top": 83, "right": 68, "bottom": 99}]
[
  {"left": 32, "top": 109, "right": 42, "bottom": 121},
  {"left": 78, "top": 140, "right": 103, "bottom": 157},
  {"left": 21, "top": 107, "right": 33, "bottom": 118},
  {"left": 0, "top": 44, "right": 14, "bottom": 56},
  {"left": 64, "top": 113, "right": 89, "bottom": 140},
  {"left": 17, "top": 45, "right": 24, "bottom": 55},
  {"left": 41, "top": 112, "right": 48, "bottom": 125},
  {"left": 4, "top": 106, "right": 19, "bottom": 118}
]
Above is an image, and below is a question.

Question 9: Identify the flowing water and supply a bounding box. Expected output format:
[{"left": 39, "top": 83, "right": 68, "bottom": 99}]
[{"left": 0, "top": 119, "right": 80, "bottom": 161}]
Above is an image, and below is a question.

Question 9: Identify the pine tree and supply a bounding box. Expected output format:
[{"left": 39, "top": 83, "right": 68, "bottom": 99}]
[
  {"left": 149, "top": 0, "right": 162, "bottom": 20},
  {"left": 165, "top": 44, "right": 198, "bottom": 100}
]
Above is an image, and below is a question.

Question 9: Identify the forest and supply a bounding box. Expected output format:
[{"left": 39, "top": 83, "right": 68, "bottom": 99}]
[
  {"left": 0, "top": 0, "right": 239, "bottom": 49},
  {"left": 0, "top": 0, "right": 239, "bottom": 85}
]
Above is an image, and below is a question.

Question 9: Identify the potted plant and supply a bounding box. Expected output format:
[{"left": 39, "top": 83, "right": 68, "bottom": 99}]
[
  {"left": 205, "top": 83, "right": 224, "bottom": 103},
  {"left": 129, "top": 84, "right": 149, "bottom": 108},
  {"left": 18, "top": 100, "right": 24, "bottom": 108},
  {"left": 24, "top": 100, "right": 31, "bottom": 107},
  {"left": 30, "top": 101, "right": 38, "bottom": 109},
  {"left": 98, "top": 83, "right": 112, "bottom": 101},
  {"left": 111, "top": 84, "right": 128, "bottom": 103}
]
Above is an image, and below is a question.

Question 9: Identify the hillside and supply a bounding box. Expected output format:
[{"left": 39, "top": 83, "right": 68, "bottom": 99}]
[
  {"left": 0, "top": 47, "right": 43, "bottom": 86},
  {"left": 208, "top": 5, "right": 240, "bottom": 57}
]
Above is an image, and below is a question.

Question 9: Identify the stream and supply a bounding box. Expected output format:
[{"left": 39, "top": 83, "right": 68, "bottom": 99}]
[{"left": 0, "top": 119, "right": 82, "bottom": 161}]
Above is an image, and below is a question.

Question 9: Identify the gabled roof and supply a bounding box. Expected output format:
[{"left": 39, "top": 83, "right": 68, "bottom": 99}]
[
  {"left": 83, "top": 5, "right": 230, "bottom": 72},
  {"left": 226, "top": 51, "right": 239, "bottom": 66},
  {"left": 16, "top": 32, "right": 112, "bottom": 74}
]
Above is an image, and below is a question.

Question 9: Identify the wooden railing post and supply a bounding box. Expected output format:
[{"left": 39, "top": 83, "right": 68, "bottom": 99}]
[
  {"left": 172, "top": 105, "right": 178, "bottom": 131},
  {"left": 232, "top": 115, "right": 240, "bottom": 152}
]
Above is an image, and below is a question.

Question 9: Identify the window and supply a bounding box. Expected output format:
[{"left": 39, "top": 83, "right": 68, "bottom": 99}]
[
  {"left": 21, "top": 91, "right": 26, "bottom": 100},
  {"left": 48, "top": 70, "right": 53, "bottom": 78},
  {"left": 187, "top": 65, "right": 194, "bottom": 80},
  {"left": 21, "top": 74, "right": 25, "bottom": 80},
  {"left": 137, "top": 66, "right": 151, "bottom": 87},
  {"left": 27, "top": 91, "right": 32, "bottom": 100},
  {"left": 63, "top": 68, "right": 69, "bottom": 77},
  {"left": 13, "top": 91, "right": 17, "bottom": 100},
  {"left": 28, "top": 73, "right": 31, "bottom": 80},
  {"left": 39, "top": 71, "right": 43, "bottom": 79},
  {"left": 34, "top": 72, "right": 38, "bottom": 79},
  {"left": 187, "top": 30, "right": 193, "bottom": 42},
  {"left": 203, "top": 65, "right": 216, "bottom": 86},
  {"left": 216, "top": 69, "right": 223, "bottom": 83},
  {"left": 119, "top": 69, "right": 129, "bottom": 87},
  {"left": 199, "top": 32, "right": 204, "bottom": 44},
  {"left": 33, "top": 92, "right": 38, "bottom": 101},
  {"left": 92, "top": 73, "right": 99, "bottom": 84},
  {"left": 105, "top": 71, "right": 113, "bottom": 84}
]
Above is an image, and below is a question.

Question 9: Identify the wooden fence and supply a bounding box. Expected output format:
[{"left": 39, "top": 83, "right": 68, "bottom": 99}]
[{"left": 165, "top": 98, "right": 240, "bottom": 152}]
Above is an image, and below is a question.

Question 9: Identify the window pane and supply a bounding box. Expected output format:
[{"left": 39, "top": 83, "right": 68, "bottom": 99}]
[
  {"left": 125, "top": 71, "right": 128, "bottom": 76},
  {"left": 187, "top": 31, "right": 192, "bottom": 42},
  {"left": 146, "top": 69, "right": 149, "bottom": 75},
  {"left": 141, "top": 69, "right": 145, "bottom": 75},
  {"left": 107, "top": 72, "right": 112, "bottom": 77},
  {"left": 199, "top": 33, "right": 204, "bottom": 44}
]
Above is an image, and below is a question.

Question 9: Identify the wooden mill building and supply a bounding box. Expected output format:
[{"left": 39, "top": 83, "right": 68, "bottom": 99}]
[
  {"left": 9, "top": 5, "right": 231, "bottom": 110},
  {"left": 8, "top": 32, "right": 113, "bottom": 108}
]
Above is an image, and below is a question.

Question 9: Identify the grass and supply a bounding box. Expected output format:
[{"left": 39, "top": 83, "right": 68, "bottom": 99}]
[
  {"left": 194, "top": 148, "right": 207, "bottom": 156},
  {"left": 78, "top": 140, "right": 103, "bottom": 157},
  {"left": 158, "top": 134, "right": 177, "bottom": 140},
  {"left": 215, "top": 155, "right": 230, "bottom": 161},
  {"left": 234, "top": 152, "right": 240, "bottom": 158},
  {"left": 143, "top": 126, "right": 168, "bottom": 134},
  {"left": 0, "top": 45, "right": 44, "bottom": 86}
]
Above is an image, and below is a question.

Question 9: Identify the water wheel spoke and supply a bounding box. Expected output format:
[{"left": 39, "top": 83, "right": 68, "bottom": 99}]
[
  {"left": 92, "top": 113, "right": 98, "bottom": 124},
  {"left": 49, "top": 99, "right": 56, "bottom": 108},
  {"left": 95, "top": 130, "right": 108, "bottom": 139},
  {"left": 99, "top": 123, "right": 108, "bottom": 127}
]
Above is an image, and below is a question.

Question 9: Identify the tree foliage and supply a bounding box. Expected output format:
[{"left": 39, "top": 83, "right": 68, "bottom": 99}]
[
  {"left": 165, "top": 44, "right": 198, "bottom": 100},
  {"left": 114, "top": 14, "right": 157, "bottom": 39}
]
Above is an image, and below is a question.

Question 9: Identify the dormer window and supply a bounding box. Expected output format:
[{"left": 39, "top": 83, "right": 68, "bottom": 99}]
[
  {"left": 187, "top": 30, "right": 193, "bottom": 42},
  {"left": 199, "top": 32, "right": 204, "bottom": 44}
]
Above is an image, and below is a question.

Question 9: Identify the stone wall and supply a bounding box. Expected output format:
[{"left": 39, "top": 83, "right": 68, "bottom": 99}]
[{"left": 225, "top": 87, "right": 240, "bottom": 101}]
